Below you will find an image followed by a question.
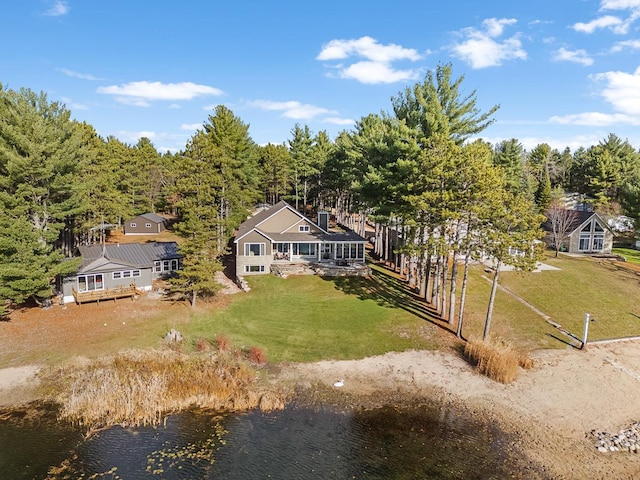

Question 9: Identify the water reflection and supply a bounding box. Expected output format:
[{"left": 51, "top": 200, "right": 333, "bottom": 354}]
[{"left": 0, "top": 403, "right": 531, "bottom": 479}]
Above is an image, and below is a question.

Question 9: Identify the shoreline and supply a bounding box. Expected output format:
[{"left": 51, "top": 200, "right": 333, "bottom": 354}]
[{"left": 3, "top": 343, "right": 640, "bottom": 478}]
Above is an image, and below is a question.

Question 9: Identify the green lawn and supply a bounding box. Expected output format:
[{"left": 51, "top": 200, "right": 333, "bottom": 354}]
[
  {"left": 178, "top": 253, "right": 640, "bottom": 360},
  {"left": 182, "top": 273, "right": 442, "bottom": 363},
  {"left": 495, "top": 253, "right": 640, "bottom": 343},
  {"left": 613, "top": 247, "right": 640, "bottom": 265}
]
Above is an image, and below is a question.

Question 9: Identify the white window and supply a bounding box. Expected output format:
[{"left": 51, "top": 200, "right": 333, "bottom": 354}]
[
  {"left": 245, "top": 265, "right": 265, "bottom": 273},
  {"left": 579, "top": 234, "right": 590, "bottom": 251},
  {"left": 78, "top": 274, "right": 104, "bottom": 292},
  {"left": 299, "top": 225, "right": 310, "bottom": 232},
  {"left": 293, "top": 243, "right": 316, "bottom": 256},
  {"left": 130, "top": 222, "right": 137, "bottom": 228},
  {"left": 132, "top": 270, "right": 141, "bottom": 277},
  {"left": 146, "top": 223, "right": 152, "bottom": 228},
  {"left": 245, "top": 243, "right": 265, "bottom": 256},
  {"left": 112, "top": 272, "right": 122, "bottom": 279},
  {"left": 123, "top": 271, "right": 131, "bottom": 278},
  {"left": 154, "top": 261, "right": 162, "bottom": 273},
  {"left": 593, "top": 234, "right": 604, "bottom": 251}
]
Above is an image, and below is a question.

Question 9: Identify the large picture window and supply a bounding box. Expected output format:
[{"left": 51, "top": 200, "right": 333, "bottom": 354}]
[
  {"left": 245, "top": 243, "right": 265, "bottom": 256},
  {"left": 579, "top": 234, "right": 590, "bottom": 251}
]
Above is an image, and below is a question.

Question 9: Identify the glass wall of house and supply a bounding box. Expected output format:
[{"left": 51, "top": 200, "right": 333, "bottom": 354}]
[
  {"left": 578, "top": 220, "right": 606, "bottom": 252},
  {"left": 292, "top": 243, "right": 317, "bottom": 258},
  {"left": 334, "top": 242, "right": 365, "bottom": 261},
  {"left": 273, "top": 243, "right": 289, "bottom": 260}
]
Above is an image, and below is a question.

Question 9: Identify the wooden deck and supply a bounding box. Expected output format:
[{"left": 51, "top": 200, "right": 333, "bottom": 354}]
[{"left": 72, "top": 285, "right": 145, "bottom": 304}]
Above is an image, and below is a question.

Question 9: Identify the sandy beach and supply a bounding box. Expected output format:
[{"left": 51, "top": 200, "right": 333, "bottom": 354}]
[{"left": 283, "top": 342, "right": 640, "bottom": 479}]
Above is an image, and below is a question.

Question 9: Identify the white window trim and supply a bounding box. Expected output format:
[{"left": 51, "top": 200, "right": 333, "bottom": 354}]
[
  {"left": 146, "top": 223, "right": 152, "bottom": 228},
  {"left": 244, "top": 265, "right": 265, "bottom": 273},
  {"left": 245, "top": 242, "right": 266, "bottom": 256},
  {"left": 299, "top": 225, "right": 310, "bottom": 232},
  {"left": 130, "top": 222, "right": 137, "bottom": 228}
]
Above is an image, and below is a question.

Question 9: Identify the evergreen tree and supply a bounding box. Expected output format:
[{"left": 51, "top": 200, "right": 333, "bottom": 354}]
[
  {"left": 392, "top": 62, "right": 499, "bottom": 145},
  {"left": 492, "top": 139, "right": 525, "bottom": 194},
  {"left": 0, "top": 86, "right": 84, "bottom": 307}
]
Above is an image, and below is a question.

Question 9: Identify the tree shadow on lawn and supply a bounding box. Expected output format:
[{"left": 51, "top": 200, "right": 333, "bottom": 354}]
[{"left": 321, "top": 269, "right": 456, "bottom": 336}]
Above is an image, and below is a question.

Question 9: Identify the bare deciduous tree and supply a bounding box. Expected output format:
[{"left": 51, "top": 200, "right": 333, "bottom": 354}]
[{"left": 546, "top": 200, "right": 577, "bottom": 257}]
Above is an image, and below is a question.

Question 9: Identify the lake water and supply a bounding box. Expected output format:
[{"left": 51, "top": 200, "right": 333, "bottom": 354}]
[{"left": 0, "top": 402, "right": 542, "bottom": 479}]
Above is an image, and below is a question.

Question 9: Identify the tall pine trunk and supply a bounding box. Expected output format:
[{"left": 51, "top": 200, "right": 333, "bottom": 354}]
[
  {"left": 483, "top": 260, "right": 502, "bottom": 340},
  {"left": 456, "top": 244, "right": 472, "bottom": 339}
]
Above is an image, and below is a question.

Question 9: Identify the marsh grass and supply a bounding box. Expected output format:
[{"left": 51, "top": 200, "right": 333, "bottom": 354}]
[
  {"left": 464, "top": 337, "right": 533, "bottom": 384},
  {"left": 45, "top": 348, "right": 287, "bottom": 430}
]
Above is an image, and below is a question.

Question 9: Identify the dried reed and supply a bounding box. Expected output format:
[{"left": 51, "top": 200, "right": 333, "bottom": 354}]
[
  {"left": 463, "top": 337, "right": 533, "bottom": 384},
  {"left": 47, "top": 348, "right": 286, "bottom": 429}
]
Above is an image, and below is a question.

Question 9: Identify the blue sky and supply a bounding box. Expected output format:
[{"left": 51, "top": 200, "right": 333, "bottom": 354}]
[{"left": 3, "top": 0, "right": 640, "bottom": 153}]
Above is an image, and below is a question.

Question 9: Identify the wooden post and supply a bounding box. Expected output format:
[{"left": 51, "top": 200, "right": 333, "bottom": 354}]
[{"left": 581, "top": 313, "right": 591, "bottom": 350}]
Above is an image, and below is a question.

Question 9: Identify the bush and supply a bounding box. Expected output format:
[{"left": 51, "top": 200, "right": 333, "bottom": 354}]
[
  {"left": 195, "top": 338, "right": 211, "bottom": 352},
  {"left": 463, "top": 337, "right": 533, "bottom": 384},
  {"left": 248, "top": 346, "right": 266, "bottom": 365},
  {"left": 216, "top": 334, "right": 230, "bottom": 352}
]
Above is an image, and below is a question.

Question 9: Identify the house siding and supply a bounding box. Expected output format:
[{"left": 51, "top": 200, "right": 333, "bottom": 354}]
[
  {"left": 124, "top": 214, "right": 166, "bottom": 235},
  {"left": 236, "top": 230, "right": 273, "bottom": 275},
  {"left": 258, "top": 209, "right": 313, "bottom": 233}
]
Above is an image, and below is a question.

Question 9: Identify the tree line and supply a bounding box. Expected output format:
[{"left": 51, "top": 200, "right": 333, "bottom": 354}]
[{"left": 2, "top": 65, "right": 640, "bottom": 331}]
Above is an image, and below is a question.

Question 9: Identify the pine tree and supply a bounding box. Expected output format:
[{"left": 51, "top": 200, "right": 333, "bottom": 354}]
[{"left": 0, "top": 86, "right": 84, "bottom": 307}]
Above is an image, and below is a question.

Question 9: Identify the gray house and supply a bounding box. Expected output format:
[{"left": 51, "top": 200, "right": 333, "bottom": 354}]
[
  {"left": 123, "top": 213, "right": 167, "bottom": 235},
  {"left": 234, "top": 201, "right": 367, "bottom": 278},
  {"left": 60, "top": 242, "right": 181, "bottom": 304}
]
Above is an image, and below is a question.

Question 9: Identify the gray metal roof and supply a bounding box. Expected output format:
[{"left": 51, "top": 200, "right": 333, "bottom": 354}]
[
  {"left": 138, "top": 213, "right": 167, "bottom": 224},
  {"left": 77, "top": 242, "right": 180, "bottom": 272}
]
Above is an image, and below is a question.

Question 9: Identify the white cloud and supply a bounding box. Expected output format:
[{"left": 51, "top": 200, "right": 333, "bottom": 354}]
[
  {"left": 44, "top": 1, "right": 69, "bottom": 16},
  {"left": 572, "top": 15, "right": 626, "bottom": 33},
  {"left": 322, "top": 117, "right": 355, "bottom": 126},
  {"left": 547, "top": 66, "right": 640, "bottom": 127},
  {"left": 180, "top": 123, "right": 202, "bottom": 131},
  {"left": 168, "top": 104, "right": 181, "bottom": 109},
  {"left": 594, "top": 67, "right": 640, "bottom": 115},
  {"left": 317, "top": 36, "right": 422, "bottom": 84},
  {"left": 451, "top": 18, "right": 527, "bottom": 69},
  {"left": 610, "top": 39, "right": 640, "bottom": 52},
  {"left": 115, "top": 130, "right": 157, "bottom": 143},
  {"left": 549, "top": 112, "right": 640, "bottom": 125},
  {"left": 340, "top": 61, "right": 420, "bottom": 84},
  {"left": 249, "top": 100, "right": 336, "bottom": 120},
  {"left": 97, "top": 81, "right": 223, "bottom": 106},
  {"left": 317, "top": 36, "right": 421, "bottom": 62},
  {"left": 601, "top": 0, "right": 640, "bottom": 10},
  {"left": 553, "top": 47, "right": 594, "bottom": 66},
  {"left": 60, "top": 97, "right": 88, "bottom": 111},
  {"left": 58, "top": 68, "right": 103, "bottom": 81}
]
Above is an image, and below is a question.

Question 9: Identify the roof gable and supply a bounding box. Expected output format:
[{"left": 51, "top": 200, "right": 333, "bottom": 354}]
[{"left": 235, "top": 201, "right": 328, "bottom": 243}]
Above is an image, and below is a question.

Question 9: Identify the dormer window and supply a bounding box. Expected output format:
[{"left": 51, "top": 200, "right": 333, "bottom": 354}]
[{"left": 299, "top": 225, "right": 310, "bottom": 232}]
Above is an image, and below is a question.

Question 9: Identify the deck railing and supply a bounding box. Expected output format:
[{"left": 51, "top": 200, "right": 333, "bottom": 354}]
[{"left": 72, "top": 284, "right": 144, "bottom": 304}]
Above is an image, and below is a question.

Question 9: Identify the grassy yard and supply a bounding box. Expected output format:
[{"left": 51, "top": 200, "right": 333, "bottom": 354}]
[
  {"left": 496, "top": 253, "right": 640, "bottom": 343},
  {"left": 3, "top": 252, "right": 640, "bottom": 369},
  {"left": 182, "top": 273, "right": 443, "bottom": 363},
  {"left": 613, "top": 247, "right": 640, "bottom": 265}
]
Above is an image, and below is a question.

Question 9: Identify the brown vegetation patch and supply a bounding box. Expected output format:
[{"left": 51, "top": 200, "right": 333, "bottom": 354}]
[
  {"left": 463, "top": 337, "right": 533, "bottom": 384},
  {"left": 42, "top": 349, "right": 288, "bottom": 431}
]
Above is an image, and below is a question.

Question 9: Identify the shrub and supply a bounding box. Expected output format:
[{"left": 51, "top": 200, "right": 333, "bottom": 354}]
[
  {"left": 195, "top": 338, "right": 211, "bottom": 352},
  {"left": 248, "top": 346, "right": 266, "bottom": 365},
  {"left": 464, "top": 337, "right": 533, "bottom": 384},
  {"left": 216, "top": 334, "right": 230, "bottom": 352}
]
